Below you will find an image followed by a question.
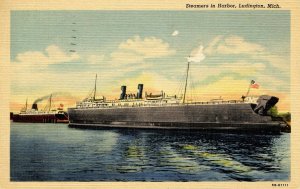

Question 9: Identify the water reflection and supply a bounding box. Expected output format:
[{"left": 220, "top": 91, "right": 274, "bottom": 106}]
[
  {"left": 11, "top": 123, "right": 290, "bottom": 181},
  {"left": 109, "top": 130, "right": 289, "bottom": 181},
  {"left": 180, "top": 144, "right": 251, "bottom": 173}
]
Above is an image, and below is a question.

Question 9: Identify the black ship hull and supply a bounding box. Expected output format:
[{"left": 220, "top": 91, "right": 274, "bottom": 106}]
[
  {"left": 12, "top": 112, "right": 69, "bottom": 123},
  {"left": 68, "top": 103, "right": 285, "bottom": 134}
]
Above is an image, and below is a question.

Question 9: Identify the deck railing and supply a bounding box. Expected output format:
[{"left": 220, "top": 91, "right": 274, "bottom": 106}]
[{"left": 75, "top": 99, "right": 246, "bottom": 109}]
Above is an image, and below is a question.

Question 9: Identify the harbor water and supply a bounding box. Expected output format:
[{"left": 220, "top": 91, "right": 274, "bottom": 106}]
[{"left": 11, "top": 122, "right": 290, "bottom": 181}]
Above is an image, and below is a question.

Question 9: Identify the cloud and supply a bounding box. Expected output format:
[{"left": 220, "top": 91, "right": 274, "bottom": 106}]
[
  {"left": 204, "top": 35, "right": 223, "bottom": 55},
  {"left": 10, "top": 36, "right": 290, "bottom": 112},
  {"left": 87, "top": 54, "right": 105, "bottom": 64},
  {"left": 11, "top": 45, "right": 87, "bottom": 107},
  {"left": 116, "top": 72, "right": 179, "bottom": 95},
  {"left": 45, "top": 45, "right": 80, "bottom": 63},
  {"left": 255, "top": 54, "right": 289, "bottom": 73},
  {"left": 118, "top": 36, "right": 175, "bottom": 58},
  {"left": 204, "top": 35, "right": 265, "bottom": 55},
  {"left": 11, "top": 39, "right": 175, "bottom": 107},
  {"left": 110, "top": 36, "right": 175, "bottom": 65},
  {"left": 15, "top": 45, "right": 80, "bottom": 66},
  {"left": 184, "top": 35, "right": 289, "bottom": 111},
  {"left": 11, "top": 45, "right": 81, "bottom": 92},
  {"left": 110, "top": 51, "right": 144, "bottom": 64},
  {"left": 172, "top": 30, "right": 179, "bottom": 36},
  {"left": 187, "top": 45, "right": 206, "bottom": 63},
  {"left": 201, "top": 35, "right": 289, "bottom": 77}
]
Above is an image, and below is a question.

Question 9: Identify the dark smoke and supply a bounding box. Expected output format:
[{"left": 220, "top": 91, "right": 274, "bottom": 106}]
[{"left": 33, "top": 92, "right": 74, "bottom": 104}]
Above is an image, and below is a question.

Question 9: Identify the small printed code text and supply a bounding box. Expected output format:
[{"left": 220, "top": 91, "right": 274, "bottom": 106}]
[{"left": 272, "top": 184, "right": 289, "bottom": 187}]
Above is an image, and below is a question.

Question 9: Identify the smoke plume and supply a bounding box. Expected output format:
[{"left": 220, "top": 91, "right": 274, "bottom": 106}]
[
  {"left": 187, "top": 45, "right": 206, "bottom": 63},
  {"left": 33, "top": 92, "right": 74, "bottom": 104}
]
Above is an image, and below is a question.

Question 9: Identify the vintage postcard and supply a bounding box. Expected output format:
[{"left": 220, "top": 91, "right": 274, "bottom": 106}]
[{"left": 0, "top": 0, "right": 299, "bottom": 188}]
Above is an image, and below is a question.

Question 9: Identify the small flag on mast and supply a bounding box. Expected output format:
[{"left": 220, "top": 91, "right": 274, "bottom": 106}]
[{"left": 250, "top": 80, "right": 260, "bottom": 89}]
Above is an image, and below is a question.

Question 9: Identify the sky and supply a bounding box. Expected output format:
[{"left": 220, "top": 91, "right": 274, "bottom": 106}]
[{"left": 10, "top": 10, "right": 290, "bottom": 112}]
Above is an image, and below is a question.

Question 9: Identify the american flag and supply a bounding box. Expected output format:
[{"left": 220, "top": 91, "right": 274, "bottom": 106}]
[{"left": 250, "top": 80, "right": 260, "bottom": 89}]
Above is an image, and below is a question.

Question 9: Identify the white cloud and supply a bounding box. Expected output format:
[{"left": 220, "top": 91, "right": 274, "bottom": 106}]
[
  {"left": 15, "top": 51, "right": 49, "bottom": 67},
  {"left": 218, "top": 36, "right": 265, "bottom": 54},
  {"left": 110, "top": 51, "right": 144, "bottom": 65},
  {"left": 11, "top": 40, "right": 175, "bottom": 104},
  {"left": 11, "top": 45, "right": 82, "bottom": 102},
  {"left": 11, "top": 45, "right": 81, "bottom": 90},
  {"left": 45, "top": 45, "right": 80, "bottom": 63},
  {"left": 204, "top": 35, "right": 265, "bottom": 55},
  {"left": 172, "top": 30, "right": 179, "bottom": 36},
  {"left": 15, "top": 45, "right": 80, "bottom": 66},
  {"left": 110, "top": 36, "right": 175, "bottom": 66},
  {"left": 119, "top": 36, "right": 175, "bottom": 58},
  {"left": 204, "top": 35, "right": 223, "bottom": 55},
  {"left": 203, "top": 35, "right": 289, "bottom": 74}
]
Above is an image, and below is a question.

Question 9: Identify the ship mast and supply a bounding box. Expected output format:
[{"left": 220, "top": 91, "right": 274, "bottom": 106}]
[
  {"left": 25, "top": 98, "right": 28, "bottom": 111},
  {"left": 183, "top": 61, "right": 190, "bottom": 104},
  {"left": 93, "top": 74, "right": 97, "bottom": 101},
  {"left": 245, "top": 80, "right": 253, "bottom": 97},
  {"left": 49, "top": 94, "right": 52, "bottom": 112}
]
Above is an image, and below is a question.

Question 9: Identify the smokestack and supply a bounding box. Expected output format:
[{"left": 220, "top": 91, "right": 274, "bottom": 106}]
[
  {"left": 32, "top": 103, "right": 38, "bottom": 110},
  {"left": 120, "top": 86, "right": 126, "bottom": 100},
  {"left": 137, "top": 84, "right": 143, "bottom": 99}
]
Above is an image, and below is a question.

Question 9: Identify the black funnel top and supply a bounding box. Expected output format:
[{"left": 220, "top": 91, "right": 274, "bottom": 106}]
[{"left": 32, "top": 103, "right": 38, "bottom": 110}]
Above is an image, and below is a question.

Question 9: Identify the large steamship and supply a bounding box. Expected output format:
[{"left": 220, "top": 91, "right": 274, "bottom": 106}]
[
  {"left": 68, "top": 61, "right": 286, "bottom": 134},
  {"left": 12, "top": 95, "right": 69, "bottom": 123}
]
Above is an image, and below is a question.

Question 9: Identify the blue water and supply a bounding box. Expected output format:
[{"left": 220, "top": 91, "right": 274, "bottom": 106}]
[{"left": 10, "top": 122, "right": 290, "bottom": 181}]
